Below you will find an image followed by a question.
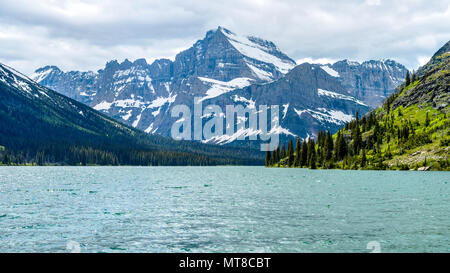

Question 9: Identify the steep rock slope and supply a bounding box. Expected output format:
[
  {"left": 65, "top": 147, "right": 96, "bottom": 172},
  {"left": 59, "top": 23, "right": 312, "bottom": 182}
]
[
  {"left": 203, "top": 63, "right": 370, "bottom": 146},
  {"left": 317, "top": 59, "right": 407, "bottom": 108}
]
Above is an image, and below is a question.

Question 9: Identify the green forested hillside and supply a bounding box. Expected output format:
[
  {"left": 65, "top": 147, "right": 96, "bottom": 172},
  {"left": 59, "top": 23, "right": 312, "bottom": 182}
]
[
  {"left": 0, "top": 63, "right": 263, "bottom": 166},
  {"left": 267, "top": 40, "right": 449, "bottom": 171}
]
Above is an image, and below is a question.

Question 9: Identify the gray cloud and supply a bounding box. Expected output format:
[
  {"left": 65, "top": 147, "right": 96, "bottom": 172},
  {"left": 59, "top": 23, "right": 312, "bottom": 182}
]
[{"left": 0, "top": 0, "right": 449, "bottom": 75}]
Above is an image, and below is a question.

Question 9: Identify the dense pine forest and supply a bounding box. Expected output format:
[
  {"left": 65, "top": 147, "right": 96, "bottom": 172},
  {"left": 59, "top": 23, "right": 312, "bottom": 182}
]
[
  {"left": 0, "top": 108, "right": 264, "bottom": 166},
  {"left": 267, "top": 41, "right": 450, "bottom": 171},
  {"left": 266, "top": 109, "right": 449, "bottom": 171},
  {"left": 0, "top": 139, "right": 263, "bottom": 166}
]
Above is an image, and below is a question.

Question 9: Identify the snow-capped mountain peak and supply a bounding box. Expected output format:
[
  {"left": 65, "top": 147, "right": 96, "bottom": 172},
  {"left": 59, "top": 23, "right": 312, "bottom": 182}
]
[
  {"left": 218, "top": 27, "right": 296, "bottom": 76},
  {"left": 1, "top": 63, "right": 52, "bottom": 99},
  {"left": 170, "top": 26, "right": 296, "bottom": 83},
  {"left": 30, "top": 27, "right": 407, "bottom": 146},
  {"left": 31, "top": 65, "right": 61, "bottom": 82}
]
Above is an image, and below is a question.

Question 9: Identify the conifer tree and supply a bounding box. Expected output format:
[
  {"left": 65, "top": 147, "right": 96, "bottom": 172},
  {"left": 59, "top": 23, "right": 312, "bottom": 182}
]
[
  {"left": 334, "top": 132, "right": 340, "bottom": 160},
  {"left": 2, "top": 153, "right": 9, "bottom": 165},
  {"left": 265, "top": 151, "right": 271, "bottom": 167},
  {"left": 271, "top": 148, "right": 276, "bottom": 165},
  {"left": 280, "top": 144, "right": 286, "bottom": 159},
  {"left": 334, "top": 131, "right": 348, "bottom": 161},
  {"left": 273, "top": 147, "right": 279, "bottom": 165},
  {"left": 353, "top": 122, "right": 362, "bottom": 155},
  {"left": 361, "top": 149, "right": 367, "bottom": 167},
  {"left": 309, "top": 141, "right": 317, "bottom": 169},
  {"left": 288, "top": 139, "right": 294, "bottom": 167},
  {"left": 361, "top": 116, "right": 367, "bottom": 132},
  {"left": 294, "top": 137, "right": 301, "bottom": 167},
  {"left": 310, "top": 152, "right": 317, "bottom": 169},
  {"left": 36, "top": 151, "right": 44, "bottom": 166},
  {"left": 405, "top": 70, "right": 411, "bottom": 86},
  {"left": 325, "top": 131, "right": 333, "bottom": 160},
  {"left": 307, "top": 139, "right": 315, "bottom": 167},
  {"left": 300, "top": 140, "right": 308, "bottom": 167},
  {"left": 386, "top": 145, "right": 392, "bottom": 159}
]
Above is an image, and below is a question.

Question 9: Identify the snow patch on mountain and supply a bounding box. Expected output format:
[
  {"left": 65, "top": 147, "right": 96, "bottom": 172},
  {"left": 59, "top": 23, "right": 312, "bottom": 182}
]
[
  {"left": 345, "top": 60, "right": 360, "bottom": 66},
  {"left": 94, "top": 96, "right": 166, "bottom": 112},
  {"left": 320, "top": 65, "right": 340, "bottom": 77},
  {"left": 132, "top": 113, "right": 142, "bottom": 127},
  {"left": 294, "top": 107, "right": 354, "bottom": 125},
  {"left": 269, "top": 125, "right": 297, "bottom": 137},
  {"left": 317, "top": 88, "right": 367, "bottom": 106},
  {"left": 202, "top": 125, "right": 296, "bottom": 145},
  {"left": 198, "top": 77, "right": 253, "bottom": 102},
  {"left": 144, "top": 123, "right": 158, "bottom": 134},
  {"left": 220, "top": 28, "right": 296, "bottom": 74},
  {"left": 232, "top": 95, "right": 256, "bottom": 109},
  {"left": 148, "top": 94, "right": 177, "bottom": 108},
  {"left": 31, "top": 67, "right": 55, "bottom": 82},
  {"left": 93, "top": 101, "right": 113, "bottom": 111},
  {"left": 144, "top": 123, "right": 153, "bottom": 133},
  {"left": 122, "top": 110, "right": 133, "bottom": 121},
  {"left": 152, "top": 107, "right": 161, "bottom": 117},
  {"left": 246, "top": 63, "right": 273, "bottom": 81},
  {"left": 0, "top": 64, "right": 51, "bottom": 97},
  {"left": 115, "top": 99, "right": 147, "bottom": 108},
  {"left": 294, "top": 108, "right": 308, "bottom": 117},
  {"left": 282, "top": 103, "right": 289, "bottom": 119}
]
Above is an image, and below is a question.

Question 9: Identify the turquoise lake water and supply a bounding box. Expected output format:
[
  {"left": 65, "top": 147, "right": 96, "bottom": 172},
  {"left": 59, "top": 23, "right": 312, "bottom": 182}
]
[{"left": 0, "top": 166, "right": 448, "bottom": 252}]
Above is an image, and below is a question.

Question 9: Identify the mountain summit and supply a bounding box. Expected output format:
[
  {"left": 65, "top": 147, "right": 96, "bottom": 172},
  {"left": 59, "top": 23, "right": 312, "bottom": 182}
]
[{"left": 173, "top": 26, "right": 296, "bottom": 82}]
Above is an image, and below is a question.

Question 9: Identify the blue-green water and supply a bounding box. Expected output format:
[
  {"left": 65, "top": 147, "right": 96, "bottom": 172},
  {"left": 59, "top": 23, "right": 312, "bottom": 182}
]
[{"left": 0, "top": 166, "right": 448, "bottom": 253}]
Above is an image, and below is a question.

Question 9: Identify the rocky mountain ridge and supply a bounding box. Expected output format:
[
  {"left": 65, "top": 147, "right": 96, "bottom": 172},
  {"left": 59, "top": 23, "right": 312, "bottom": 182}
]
[{"left": 32, "top": 27, "right": 407, "bottom": 145}]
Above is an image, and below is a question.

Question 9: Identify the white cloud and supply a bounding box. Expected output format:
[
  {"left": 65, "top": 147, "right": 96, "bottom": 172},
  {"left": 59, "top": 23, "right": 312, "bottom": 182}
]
[
  {"left": 296, "top": 57, "right": 338, "bottom": 65},
  {"left": 417, "top": 56, "right": 431, "bottom": 67},
  {"left": 0, "top": 0, "right": 448, "bottom": 74},
  {"left": 365, "top": 0, "right": 381, "bottom": 6}
]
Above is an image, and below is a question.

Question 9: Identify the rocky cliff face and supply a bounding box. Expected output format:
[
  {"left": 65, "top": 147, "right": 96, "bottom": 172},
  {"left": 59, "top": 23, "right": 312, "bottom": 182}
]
[
  {"left": 31, "top": 27, "right": 405, "bottom": 146},
  {"left": 316, "top": 59, "right": 408, "bottom": 108},
  {"left": 172, "top": 27, "right": 296, "bottom": 82},
  {"left": 33, "top": 65, "right": 97, "bottom": 104},
  {"left": 201, "top": 63, "right": 370, "bottom": 146},
  {"left": 393, "top": 40, "right": 449, "bottom": 111}
]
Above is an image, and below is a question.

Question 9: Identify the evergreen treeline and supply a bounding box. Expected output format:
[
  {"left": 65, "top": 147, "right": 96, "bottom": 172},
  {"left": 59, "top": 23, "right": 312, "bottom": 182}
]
[
  {"left": 0, "top": 120, "right": 263, "bottom": 166},
  {"left": 0, "top": 127, "right": 263, "bottom": 166},
  {"left": 0, "top": 142, "right": 240, "bottom": 166}
]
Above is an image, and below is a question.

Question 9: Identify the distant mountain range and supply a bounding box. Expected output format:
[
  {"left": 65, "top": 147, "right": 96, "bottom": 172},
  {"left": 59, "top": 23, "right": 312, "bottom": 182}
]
[
  {"left": 32, "top": 27, "right": 408, "bottom": 145},
  {"left": 0, "top": 62, "right": 263, "bottom": 165}
]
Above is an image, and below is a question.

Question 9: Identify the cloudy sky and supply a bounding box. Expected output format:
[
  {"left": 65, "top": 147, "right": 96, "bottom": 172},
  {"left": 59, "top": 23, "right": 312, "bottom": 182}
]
[{"left": 0, "top": 0, "right": 449, "bottom": 75}]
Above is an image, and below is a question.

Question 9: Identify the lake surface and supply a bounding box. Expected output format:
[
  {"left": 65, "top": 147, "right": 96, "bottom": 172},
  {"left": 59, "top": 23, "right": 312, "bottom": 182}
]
[{"left": 0, "top": 166, "right": 448, "bottom": 253}]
